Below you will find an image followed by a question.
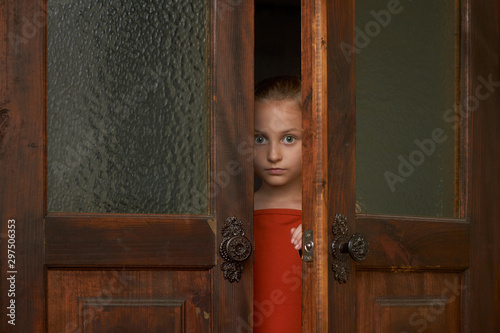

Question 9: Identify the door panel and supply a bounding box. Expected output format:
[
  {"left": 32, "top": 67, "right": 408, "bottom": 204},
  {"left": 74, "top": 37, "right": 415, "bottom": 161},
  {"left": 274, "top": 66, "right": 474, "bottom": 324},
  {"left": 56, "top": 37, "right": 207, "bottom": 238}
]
[
  {"left": 48, "top": 270, "right": 211, "bottom": 332},
  {"left": 357, "top": 271, "right": 463, "bottom": 333},
  {"left": 323, "top": 0, "right": 468, "bottom": 329},
  {"left": 0, "top": 0, "right": 254, "bottom": 331},
  {"left": 302, "top": 0, "right": 499, "bottom": 331}
]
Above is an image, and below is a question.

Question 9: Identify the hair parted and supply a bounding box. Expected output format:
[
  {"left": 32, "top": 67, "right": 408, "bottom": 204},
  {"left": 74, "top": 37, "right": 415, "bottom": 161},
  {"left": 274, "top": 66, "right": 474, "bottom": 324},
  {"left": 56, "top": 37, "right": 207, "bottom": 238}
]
[{"left": 254, "top": 76, "right": 301, "bottom": 106}]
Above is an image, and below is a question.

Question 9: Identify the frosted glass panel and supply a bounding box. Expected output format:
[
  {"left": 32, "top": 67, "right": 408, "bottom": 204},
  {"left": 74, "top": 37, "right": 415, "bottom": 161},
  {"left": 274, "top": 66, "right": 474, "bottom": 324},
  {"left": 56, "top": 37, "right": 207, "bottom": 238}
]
[
  {"left": 47, "top": 0, "right": 208, "bottom": 214},
  {"left": 356, "top": 0, "right": 458, "bottom": 217}
]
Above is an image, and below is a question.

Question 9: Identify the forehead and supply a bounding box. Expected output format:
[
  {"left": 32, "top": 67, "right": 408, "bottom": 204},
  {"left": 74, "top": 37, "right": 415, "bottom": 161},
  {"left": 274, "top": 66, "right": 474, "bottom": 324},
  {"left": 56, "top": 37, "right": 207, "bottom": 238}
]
[{"left": 254, "top": 100, "right": 302, "bottom": 131}]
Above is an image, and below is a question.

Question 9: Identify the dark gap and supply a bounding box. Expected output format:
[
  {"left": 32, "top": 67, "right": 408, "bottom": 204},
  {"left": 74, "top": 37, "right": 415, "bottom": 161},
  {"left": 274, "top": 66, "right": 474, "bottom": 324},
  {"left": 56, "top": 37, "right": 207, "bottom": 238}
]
[
  {"left": 254, "top": 0, "right": 301, "bottom": 191},
  {"left": 255, "top": 0, "right": 301, "bottom": 83}
]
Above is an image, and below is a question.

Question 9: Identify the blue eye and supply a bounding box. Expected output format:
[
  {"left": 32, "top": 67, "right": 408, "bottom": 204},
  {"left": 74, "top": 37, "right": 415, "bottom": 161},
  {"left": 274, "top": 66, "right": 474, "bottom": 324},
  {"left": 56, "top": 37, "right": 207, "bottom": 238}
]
[
  {"left": 254, "top": 135, "right": 266, "bottom": 144},
  {"left": 283, "top": 135, "right": 296, "bottom": 144}
]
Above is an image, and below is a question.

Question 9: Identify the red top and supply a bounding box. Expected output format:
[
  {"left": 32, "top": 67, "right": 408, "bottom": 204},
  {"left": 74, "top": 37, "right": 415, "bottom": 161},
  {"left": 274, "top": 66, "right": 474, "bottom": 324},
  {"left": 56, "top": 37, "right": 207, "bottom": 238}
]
[{"left": 254, "top": 209, "right": 302, "bottom": 333}]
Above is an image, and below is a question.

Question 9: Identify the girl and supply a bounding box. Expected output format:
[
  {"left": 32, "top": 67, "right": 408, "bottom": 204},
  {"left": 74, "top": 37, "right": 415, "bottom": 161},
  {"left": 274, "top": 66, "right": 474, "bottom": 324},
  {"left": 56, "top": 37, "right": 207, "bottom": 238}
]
[{"left": 253, "top": 76, "right": 303, "bottom": 333}]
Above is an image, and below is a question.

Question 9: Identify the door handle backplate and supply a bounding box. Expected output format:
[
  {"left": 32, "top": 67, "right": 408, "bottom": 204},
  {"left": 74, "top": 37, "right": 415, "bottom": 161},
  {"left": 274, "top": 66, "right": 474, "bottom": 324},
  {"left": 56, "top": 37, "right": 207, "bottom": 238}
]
[
  {"left": 220, "top": 216, "right": 252, "bottom": 283},
  {"left": 331, "top": 214, "right": 369, "bottom": 284}
]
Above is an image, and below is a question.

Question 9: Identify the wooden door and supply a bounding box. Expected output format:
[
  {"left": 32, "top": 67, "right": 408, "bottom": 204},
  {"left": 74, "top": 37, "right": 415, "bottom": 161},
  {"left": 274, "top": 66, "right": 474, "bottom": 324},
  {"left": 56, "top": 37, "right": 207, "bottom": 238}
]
[
  {"left": 0, "top": 0, "right": 254, "bottom": 332},
  {"left": 302, "top": 0, "right": 500, "bottom": 331}
]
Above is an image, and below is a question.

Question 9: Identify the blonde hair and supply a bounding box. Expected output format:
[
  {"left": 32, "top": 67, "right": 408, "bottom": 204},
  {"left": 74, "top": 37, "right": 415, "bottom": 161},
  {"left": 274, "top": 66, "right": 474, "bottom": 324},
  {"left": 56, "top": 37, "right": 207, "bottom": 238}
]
[{"left": 254, "top": 76, "right": 301, "bottom": 106}]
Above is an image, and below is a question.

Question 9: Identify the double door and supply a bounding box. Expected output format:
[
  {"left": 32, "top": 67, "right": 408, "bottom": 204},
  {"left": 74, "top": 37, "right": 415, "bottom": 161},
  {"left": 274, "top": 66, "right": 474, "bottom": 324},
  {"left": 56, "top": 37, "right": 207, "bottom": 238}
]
[{"left": 1, "top": 0, "right": 499, "bottom": 331}]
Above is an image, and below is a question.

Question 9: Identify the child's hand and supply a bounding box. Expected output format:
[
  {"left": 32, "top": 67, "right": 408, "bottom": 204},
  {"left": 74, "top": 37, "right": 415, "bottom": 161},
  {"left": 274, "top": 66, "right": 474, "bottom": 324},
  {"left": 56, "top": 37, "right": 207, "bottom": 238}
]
[{"left": 290, "top": 224, "right": 303, "bottom": 250}]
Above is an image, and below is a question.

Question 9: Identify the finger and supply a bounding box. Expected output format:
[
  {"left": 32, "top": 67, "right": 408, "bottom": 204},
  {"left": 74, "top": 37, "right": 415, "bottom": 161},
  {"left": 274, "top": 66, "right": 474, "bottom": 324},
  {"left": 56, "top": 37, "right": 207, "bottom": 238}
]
[
  {"left": 292, "top": 234, "right": 302, "bottom": 248},
  {"left": 294, "top": 238, "right": 302, "bottom": 250},
  {"left": 292, "top": 224, "right": 302, "bottom": 240},
  {"left": 292, "top": 224, "right": 303, "bottom": 249},
  {"left": 291, "top": 228, "right": 300, "bottom": 243}
]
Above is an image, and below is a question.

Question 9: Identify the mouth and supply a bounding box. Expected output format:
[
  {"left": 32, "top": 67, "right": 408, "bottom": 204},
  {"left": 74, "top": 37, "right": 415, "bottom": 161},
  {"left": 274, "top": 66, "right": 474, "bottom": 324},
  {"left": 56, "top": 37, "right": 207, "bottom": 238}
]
[{"left": 265, "top": 168, "right": 286, "bottom": 175}]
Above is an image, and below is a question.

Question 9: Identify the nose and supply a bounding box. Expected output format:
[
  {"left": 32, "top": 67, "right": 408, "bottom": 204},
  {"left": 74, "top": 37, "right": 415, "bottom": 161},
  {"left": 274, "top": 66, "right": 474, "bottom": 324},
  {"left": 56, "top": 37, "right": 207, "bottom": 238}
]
[{"left": 267, "top": 141, "right": 282, "bottom": 163}]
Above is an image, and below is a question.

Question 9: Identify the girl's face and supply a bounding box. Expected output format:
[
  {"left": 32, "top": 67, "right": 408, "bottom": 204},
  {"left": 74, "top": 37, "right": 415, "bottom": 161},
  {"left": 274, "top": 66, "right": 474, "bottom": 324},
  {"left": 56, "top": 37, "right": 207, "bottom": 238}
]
[{"left": 254, "top": 99, "right": 302, "bottom": 188}]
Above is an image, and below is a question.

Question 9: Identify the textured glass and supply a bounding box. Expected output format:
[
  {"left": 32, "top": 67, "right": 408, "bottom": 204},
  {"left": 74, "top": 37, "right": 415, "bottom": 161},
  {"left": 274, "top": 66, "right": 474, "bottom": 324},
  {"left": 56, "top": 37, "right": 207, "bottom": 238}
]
[
  {"left": 355, "top": 0, "right": 458, "bottom": 217},
  {"left": 47, "top": 0, "right": 208, "bottom": 214}
]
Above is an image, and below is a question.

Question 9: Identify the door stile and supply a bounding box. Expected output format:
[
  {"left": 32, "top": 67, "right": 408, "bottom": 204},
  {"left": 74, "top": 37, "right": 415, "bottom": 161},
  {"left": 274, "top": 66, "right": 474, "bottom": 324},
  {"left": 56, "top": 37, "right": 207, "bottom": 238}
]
[
  {"left": 0, "top": 0, "right": 46, "bottom": 332},
  {"left": 325, "top": 0, "right": 357, "bottom": 331},
  {"left": 212, "top": 0, "right": 255, "bottom": 331},
  {"left": 469, "top": 0, "right": 500, "bottom": 330},
  {"left": 301, "top": 0, "right": 329, "bottom": 331}
]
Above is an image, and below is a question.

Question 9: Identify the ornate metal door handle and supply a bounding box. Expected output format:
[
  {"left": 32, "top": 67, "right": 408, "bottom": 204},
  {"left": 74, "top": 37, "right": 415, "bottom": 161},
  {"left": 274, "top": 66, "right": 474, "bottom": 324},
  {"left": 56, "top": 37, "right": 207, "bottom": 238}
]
[
  {"left": 220, "top": 216, "right": 252, "bottom": 283},
  {"left": 331, "top": 214, "right": 369, "bottom": 284}
]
